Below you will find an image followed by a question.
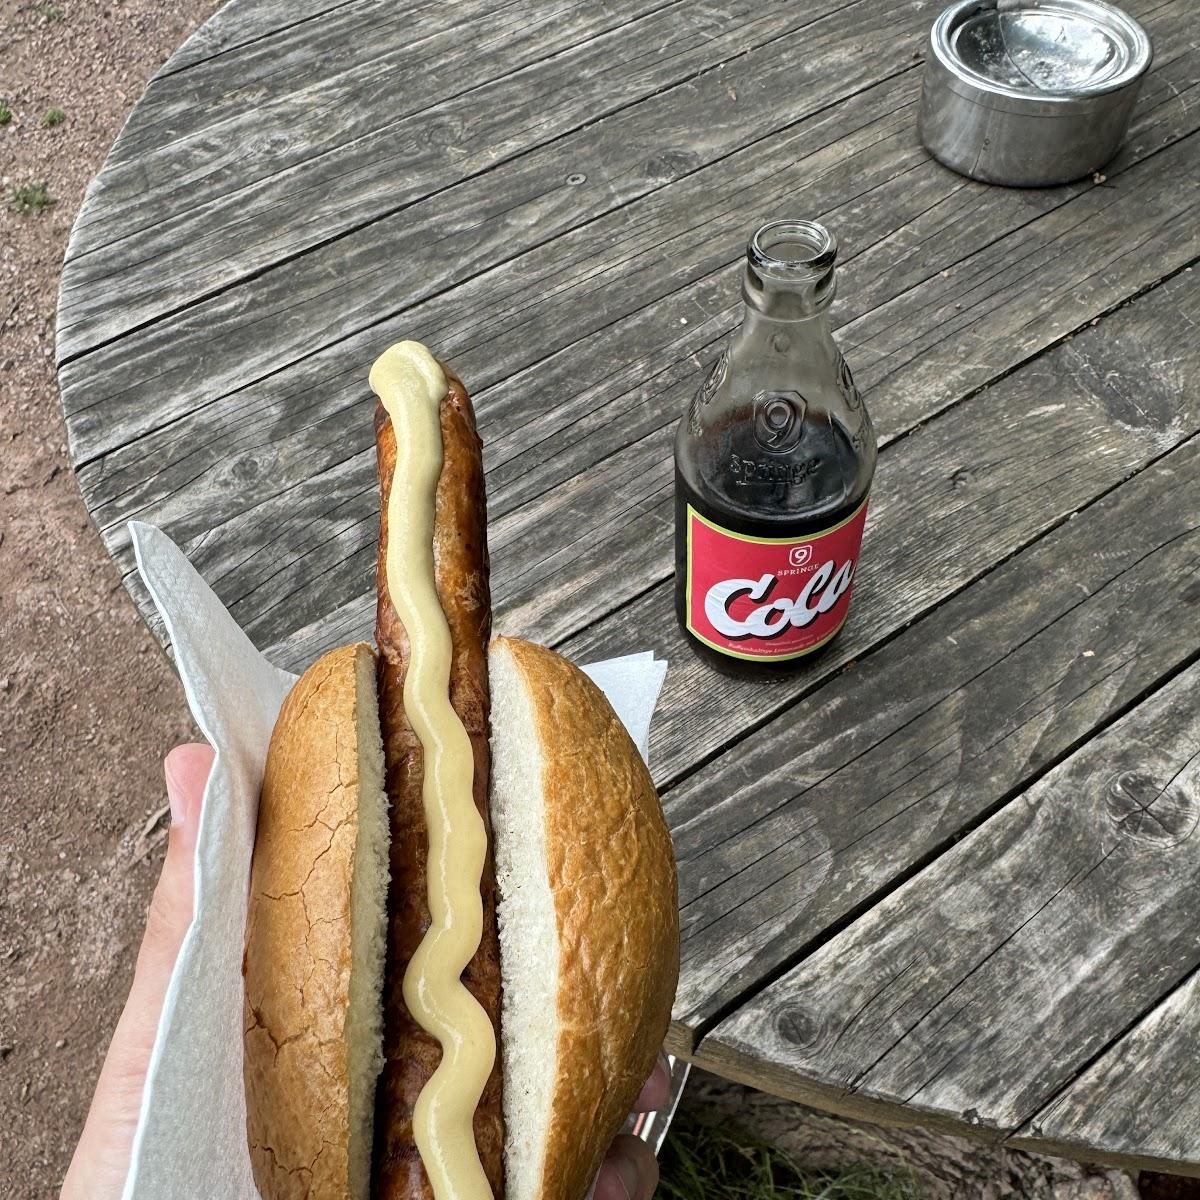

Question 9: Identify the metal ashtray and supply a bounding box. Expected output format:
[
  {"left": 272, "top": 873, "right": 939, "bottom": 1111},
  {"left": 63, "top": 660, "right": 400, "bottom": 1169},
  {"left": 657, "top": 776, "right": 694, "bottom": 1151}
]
[{"left": 918, "top": 0, "right": 1152, "bottom": 186}]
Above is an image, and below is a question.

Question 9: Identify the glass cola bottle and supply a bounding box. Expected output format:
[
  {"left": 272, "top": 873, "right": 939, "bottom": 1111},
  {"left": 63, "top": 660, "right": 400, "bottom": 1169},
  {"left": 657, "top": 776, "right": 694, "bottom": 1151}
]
[{"left": 674, "top": 220, "right": 876, "bottom": 676}]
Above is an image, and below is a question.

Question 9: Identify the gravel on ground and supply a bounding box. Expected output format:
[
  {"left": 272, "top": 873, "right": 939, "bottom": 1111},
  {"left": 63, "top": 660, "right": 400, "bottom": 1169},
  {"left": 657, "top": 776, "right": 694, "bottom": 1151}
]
[{"left": 1, "top": 2, "right": 215, "bottom": 1194}]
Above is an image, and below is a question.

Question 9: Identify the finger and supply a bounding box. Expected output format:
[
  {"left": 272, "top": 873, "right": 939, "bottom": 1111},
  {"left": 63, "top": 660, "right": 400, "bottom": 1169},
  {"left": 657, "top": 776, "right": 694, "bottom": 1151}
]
[
  {"left": 594, "top": 1134, "right": 660, "bottom": 1200},
  {"left": 632, "top": 1054, "right": 672, "bottom": 1113},
  {"left": 60, "top": 743, "right": 214, "bottom": 1200},
  {"left": 125, "top": 744, "right": 213, "bottom": 1001}
]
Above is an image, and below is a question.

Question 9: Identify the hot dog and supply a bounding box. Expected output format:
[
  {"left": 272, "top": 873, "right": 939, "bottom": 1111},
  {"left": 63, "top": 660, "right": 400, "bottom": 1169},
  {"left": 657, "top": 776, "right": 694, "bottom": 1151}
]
[
  {"left": 372, "top": 367, "right": 504, "bottom": 1199},
  {"left": 243, "top": 342, "right": 678, "bottom": 1200}
]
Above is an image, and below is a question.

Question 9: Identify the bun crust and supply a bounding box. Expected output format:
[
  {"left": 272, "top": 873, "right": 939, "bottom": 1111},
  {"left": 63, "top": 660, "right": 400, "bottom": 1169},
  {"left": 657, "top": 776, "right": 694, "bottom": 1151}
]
[
  {"left": 244, "top": 643, "right": 388, "bottom": 1200},
  {"left": 244, "top": 636, "right": 678, "bottom": 1200},
  {"left": 491, "top": 637, "right": 679, "bottom": 1200}
]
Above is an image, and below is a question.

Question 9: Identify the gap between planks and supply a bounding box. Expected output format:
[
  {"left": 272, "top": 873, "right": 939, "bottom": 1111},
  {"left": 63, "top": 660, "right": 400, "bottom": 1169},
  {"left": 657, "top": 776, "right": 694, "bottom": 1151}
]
[
  {"left": 58, "top": 0, "right": 1191, "bottom": 459},
  {"left": 688, "top": 651, "right": 1200, "bottom": 1164},
  {"left": 56, "top": 0, "right": 871, "bottom": 338},
  {"left": 669, "top": 439, "right": 1200, "bottom": 1054},
  {"left": 65, "top": 33, "right": 1199, "bottom": 580},
  {"left": 155, "top": 0, "right": 368, "bottom": 79}
]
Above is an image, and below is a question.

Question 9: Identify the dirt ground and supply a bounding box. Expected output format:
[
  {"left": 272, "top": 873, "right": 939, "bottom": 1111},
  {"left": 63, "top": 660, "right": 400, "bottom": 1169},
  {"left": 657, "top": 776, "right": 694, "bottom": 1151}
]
[{"left": 1, "top": 1, "right": 216, "bottom": 1194}]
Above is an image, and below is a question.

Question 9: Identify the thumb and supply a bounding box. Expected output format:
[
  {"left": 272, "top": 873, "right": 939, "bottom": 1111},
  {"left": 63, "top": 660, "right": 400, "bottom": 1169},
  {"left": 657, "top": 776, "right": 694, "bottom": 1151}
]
[
  {"left": 61, "top": 742, "right": 214, "bottom": 1200},
  {"left": 134, "top": 743, "right": 212, "bottom": 988}
]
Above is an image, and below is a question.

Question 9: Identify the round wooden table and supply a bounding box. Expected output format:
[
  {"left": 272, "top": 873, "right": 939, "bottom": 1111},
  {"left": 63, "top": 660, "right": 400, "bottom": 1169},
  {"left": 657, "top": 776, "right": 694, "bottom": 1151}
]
[{"left": 58, "top": 0, "right": 1200, "bottom": 1177}]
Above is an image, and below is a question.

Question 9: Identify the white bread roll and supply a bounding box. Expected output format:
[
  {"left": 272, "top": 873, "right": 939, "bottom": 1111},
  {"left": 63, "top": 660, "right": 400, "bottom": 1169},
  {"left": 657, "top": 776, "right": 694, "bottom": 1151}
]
[
  {"left": 489, "top": 637, "right": 678, "bottom": 1200},
  {"left": 243, "top": 638, "right": 678, "bottom": 1200},
  {"left": 243, "top": 643, "right": 389, "bottom": 1200}
]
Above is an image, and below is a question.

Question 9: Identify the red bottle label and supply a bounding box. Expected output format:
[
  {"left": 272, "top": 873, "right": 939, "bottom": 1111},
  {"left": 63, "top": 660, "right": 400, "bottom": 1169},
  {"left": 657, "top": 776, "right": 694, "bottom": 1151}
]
[{"left": 685, "top": 496, "right": 869, "bottom": 661}]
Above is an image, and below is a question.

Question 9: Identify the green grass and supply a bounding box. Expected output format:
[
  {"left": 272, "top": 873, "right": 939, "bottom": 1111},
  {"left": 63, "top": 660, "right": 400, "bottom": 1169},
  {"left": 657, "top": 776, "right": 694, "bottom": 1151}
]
[
  {"left": 9, "top": 180, "right": 55, "bottom": 216},
  {"left": 42, "top": 108, "right": 65, "bottom": 127},
  {"left": 0, "top": 102, "right": 11, "bottom": 126},
  {"left": 33, "top": 3, "right": 65, "bottom": 19},
  {"left": 659, "top": 1113, "right": 921, "bottom": 1200}
]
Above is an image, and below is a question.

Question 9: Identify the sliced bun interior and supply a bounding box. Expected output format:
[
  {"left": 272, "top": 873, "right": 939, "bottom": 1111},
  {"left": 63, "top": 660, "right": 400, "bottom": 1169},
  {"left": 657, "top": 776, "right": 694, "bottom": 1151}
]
[
  {"left": 243, "top": 643, "right": 389, "bottom": 1200},
  {"left": 244, "top": 636, "right": 678, "bottom": 1200},
  {"left": 489, "top": 636, "right": 679, "bottom": 1200}
]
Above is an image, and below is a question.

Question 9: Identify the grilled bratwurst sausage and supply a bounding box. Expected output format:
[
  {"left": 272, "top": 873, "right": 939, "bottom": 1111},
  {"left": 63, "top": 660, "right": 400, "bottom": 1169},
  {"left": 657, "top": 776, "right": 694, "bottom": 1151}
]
[{"left": 371, "top": 367, "right": 504, "bottom": 1200}]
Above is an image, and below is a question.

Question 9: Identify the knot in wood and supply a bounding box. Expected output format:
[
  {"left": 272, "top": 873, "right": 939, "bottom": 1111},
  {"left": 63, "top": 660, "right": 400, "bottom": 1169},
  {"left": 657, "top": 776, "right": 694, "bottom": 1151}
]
[
  {"left": 775, "top": 1004, "right": 826, "bottom": 1052},
  {"left": 648, "top": 149, "right": 700, "bottom": 182},
  {"left": 417, "top": 113, "right": 465, "bottom": 152},
  {"left": 1104, "top": 769, "right": 1199, "bottom": 849},
  {"left": 231, "top": 456, "right": 261, "bottom": 484},
  {"left": 246, "top": 131, "right": 291, "bottom": 159}
]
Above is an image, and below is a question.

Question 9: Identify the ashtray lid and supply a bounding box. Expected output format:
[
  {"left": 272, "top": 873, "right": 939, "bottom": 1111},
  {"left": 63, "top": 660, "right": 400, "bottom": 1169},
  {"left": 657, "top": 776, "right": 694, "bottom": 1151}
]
[{"left": 932, "top": 0, "right": 1152, "bottom": 111}]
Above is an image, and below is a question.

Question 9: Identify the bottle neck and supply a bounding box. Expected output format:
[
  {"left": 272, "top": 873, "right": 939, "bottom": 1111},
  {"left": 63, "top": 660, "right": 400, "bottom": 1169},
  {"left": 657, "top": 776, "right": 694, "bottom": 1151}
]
[
  {"left": 732, "top": 219, "right": 838, "bottom": 358},
  {"left": 732, "top": 269, "right": 837, "bottom": 370},
  {"left": 733, "top": 300, "right": 833, "bottom": 354}
]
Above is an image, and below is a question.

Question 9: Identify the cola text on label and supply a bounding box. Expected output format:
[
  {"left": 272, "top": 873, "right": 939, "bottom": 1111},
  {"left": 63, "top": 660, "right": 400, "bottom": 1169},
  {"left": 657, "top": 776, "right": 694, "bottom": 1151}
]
[{"left": 685, "top": 497, "right": 869, "bottom": 661}]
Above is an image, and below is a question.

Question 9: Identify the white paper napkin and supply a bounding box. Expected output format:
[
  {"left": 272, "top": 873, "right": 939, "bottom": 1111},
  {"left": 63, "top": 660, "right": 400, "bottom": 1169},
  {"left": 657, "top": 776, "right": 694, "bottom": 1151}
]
[{"left": 120, "top": 521, "right": 668, "bottom": 1200}]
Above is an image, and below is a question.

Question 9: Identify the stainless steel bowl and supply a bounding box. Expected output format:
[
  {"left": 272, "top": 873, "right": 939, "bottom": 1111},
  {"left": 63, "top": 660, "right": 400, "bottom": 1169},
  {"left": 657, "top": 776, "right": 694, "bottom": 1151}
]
[{"left": 918, "top": 0, "right": 1152, "bottom": 186}]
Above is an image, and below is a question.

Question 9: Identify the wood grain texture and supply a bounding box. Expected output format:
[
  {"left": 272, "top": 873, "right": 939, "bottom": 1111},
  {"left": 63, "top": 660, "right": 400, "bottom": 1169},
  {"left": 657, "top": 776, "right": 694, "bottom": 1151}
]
[
  {"left": 59, "top": 0, "right": 1194, "bottom": 459},
  {"left": 667, "top": 429, "right": 1200, "bottom": 1040},
  {"left": 699, "top": 654, "right": 1200, "bottom": 1154},
  {"left": 562, "top": 269, "right": 1200, "bottom": 784},
  {"left": 110, "top": 1, "right": 516, "bottom": 167},
  {"left": 62, "top": 0, "right": 678, "bottom": 262},
  {"left": 59, "top": 0, "right": 933, "bottom": 454},
  {"left": 159, "top": 0, "right": 363, "bottom": 74},
  {"left": 1018, "top": 966, "right": 1200, "bottom": 1177},
  {"left": 58, "top": 0, "right": 885, "bottom": 355},
  {"left": 57, "top": 0, "right": 1200, "bottom": 1169},
  {"left": 68, "top": 46, "right": 1200, "bottom": 676}
]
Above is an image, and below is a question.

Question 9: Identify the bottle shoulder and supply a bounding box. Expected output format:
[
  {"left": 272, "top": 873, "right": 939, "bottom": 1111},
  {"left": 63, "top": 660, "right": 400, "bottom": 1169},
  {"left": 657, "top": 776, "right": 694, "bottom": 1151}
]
[
  {"left": 676, "top": 408, "right": 873, "bottom": 534},
  {"left": 676, "top": 304, "right": 875, "bottom": 533}
]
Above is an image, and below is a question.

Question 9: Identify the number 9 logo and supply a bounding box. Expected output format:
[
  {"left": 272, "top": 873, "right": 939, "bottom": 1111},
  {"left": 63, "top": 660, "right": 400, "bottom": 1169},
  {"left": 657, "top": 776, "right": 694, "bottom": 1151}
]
[{"left": 753, "top": 390, "right": 806, "bottom": 453}]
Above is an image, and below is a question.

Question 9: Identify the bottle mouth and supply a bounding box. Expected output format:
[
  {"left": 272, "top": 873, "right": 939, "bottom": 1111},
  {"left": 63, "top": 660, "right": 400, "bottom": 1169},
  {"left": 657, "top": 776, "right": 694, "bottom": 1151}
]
[{"left": 747, "top": 220, "right": 838, "bottom": 279}]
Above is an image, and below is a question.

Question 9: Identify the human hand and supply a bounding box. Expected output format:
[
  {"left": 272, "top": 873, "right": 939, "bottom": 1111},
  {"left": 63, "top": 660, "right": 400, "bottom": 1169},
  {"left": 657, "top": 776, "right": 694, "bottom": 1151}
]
[
  {"left": 593, "top": 1059, "right": 671, "bottom": 1200},
  {"left": 61, "top": 743, "right": 214, "bottom": 1200},
  {"left": 63, "top": 743, "right": 668, "bottom": 1200}
]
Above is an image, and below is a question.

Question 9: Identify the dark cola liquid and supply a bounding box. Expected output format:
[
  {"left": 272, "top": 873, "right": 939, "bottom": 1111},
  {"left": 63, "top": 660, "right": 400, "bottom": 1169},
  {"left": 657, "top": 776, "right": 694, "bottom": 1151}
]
[{"left": 674, "top": 406, "right": 869, "bottom": 677}]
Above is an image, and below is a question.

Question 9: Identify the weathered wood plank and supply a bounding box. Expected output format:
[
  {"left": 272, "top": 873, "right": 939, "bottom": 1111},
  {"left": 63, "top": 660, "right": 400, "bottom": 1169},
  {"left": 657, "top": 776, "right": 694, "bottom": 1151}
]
[
  {"left": 1016, "top": 965, "right": 1200, "bottom": 1175},
  {"left": 116, "top": 254, "right": 1200, "bottom": 779},
  {"left": 65, "top": 0, "right": 686, "bottom": 246},
  {"left": 479, "top": 59, "right": 1196, "bottom": 522},
  {"left": 60, "top": 0, "right": 679, "bottom": 276},
  {"left": 840, "top": 170, "right": 1200, "bottom": 429},
  {"left": 159, "top": 0, "right": 364, "bottom": 75},
  {"left": 69, "top": 126, "right": 1200, "bottom": 687},
  {"left": 484, "top": 121, "right": 1200, "bottom": 637},
  {"left": 60, "top": 0, "right": 1193, "bottom": 459},
  {"left": 57, "top": 0, "right": 882, "bottom": 352},
  {"left": 59, "top": 0, "right": 934, "bottom": 450},
  {"left": 108, "top": 0, "right": 520, "bottom": 166},
  {"left": 666, "top": 431, "right": 1200, "bottom": 1041},
  {"left": 544, "top": 215, "right": 1200, "bottom": 781},
  {"left": 71, "top": 40, "right": 1200, "bottom": 662},
  {"left": 696, "top": 654, "right": 1200, "bottom": 1148},
  {"left": 64, "top": 0, "right": 681, "bottom": 256},
  {"left": 63, "top": 82, "right": 926, "bottom": 549}
]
